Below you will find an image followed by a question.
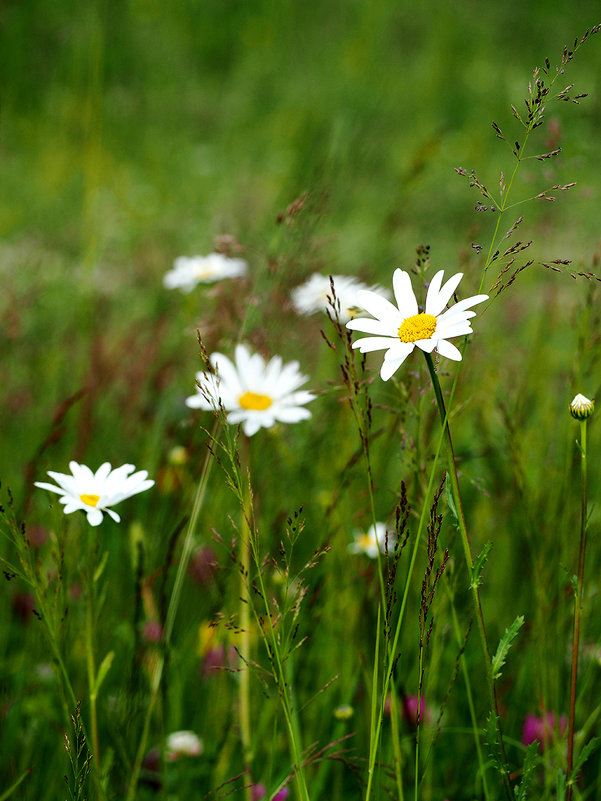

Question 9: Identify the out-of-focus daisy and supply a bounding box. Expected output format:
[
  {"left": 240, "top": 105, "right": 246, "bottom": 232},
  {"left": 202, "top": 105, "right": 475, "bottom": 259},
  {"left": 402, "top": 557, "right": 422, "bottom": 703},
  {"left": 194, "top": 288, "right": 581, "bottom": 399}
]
[
  {"left": 163, "top": 253, "right": 247, "bottom": 293},
  {"left": 346, "top": 269, "right": 488, "bottom": 380},
  {"left": 35, "top": 462, "right": 154, "bottom": 526},
  {"left": 348, "top": 522, "right": 392, "bottom": 558},
  {"left": 291, "top": 273, "right": 390, "bottom": 324},
  {"left": 165, "top": 730, "right": 203, "bottom": 760},
  {"left": 185, "top": 344, "right": 315, "bottom": 437}
]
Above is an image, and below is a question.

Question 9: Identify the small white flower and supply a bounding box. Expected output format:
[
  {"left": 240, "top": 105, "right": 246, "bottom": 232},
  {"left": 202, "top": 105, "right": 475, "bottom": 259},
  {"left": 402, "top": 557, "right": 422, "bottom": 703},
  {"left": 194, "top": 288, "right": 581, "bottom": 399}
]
[
  {"left": 165, "top": 730, "right": 203, "bottom": 760},
  {"left": 569, "top": 393, "right": 595, "bottom": 420},
  {"left": 346, "top": 269, "right": 488, "bottom": 380},
  {"left": 35, "top": 462, "right": 154, "bottom": 526},
  {"left": 163, "top": 253, "right": 247, "bottom": 293},
  {"left": 291, "top": 273, "right": 390, "bottom": 324},
  {"left": 186, "top": 344, "right": 315, "bottom": 437},
  {"left": 348, "top": 522, "right": 392, "bottom": 559}
]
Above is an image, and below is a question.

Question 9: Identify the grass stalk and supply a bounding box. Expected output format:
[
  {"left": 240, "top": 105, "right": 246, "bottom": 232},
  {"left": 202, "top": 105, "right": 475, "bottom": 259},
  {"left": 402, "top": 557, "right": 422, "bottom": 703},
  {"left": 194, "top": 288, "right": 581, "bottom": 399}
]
[
  {"left": 424, "top": 352, "right": 512, "bottom": 800},
  {"left": 566, "top": 417, "right": 589, "bottom": 800},
  {"left": 239, "top": 438, "right": 253, "bottom": 801},
  {"left": 125, "top": 433, "right": 215, "bottom": 801},
  {"left": 84, "top": 529, "right": 103, "bottom": 801}
]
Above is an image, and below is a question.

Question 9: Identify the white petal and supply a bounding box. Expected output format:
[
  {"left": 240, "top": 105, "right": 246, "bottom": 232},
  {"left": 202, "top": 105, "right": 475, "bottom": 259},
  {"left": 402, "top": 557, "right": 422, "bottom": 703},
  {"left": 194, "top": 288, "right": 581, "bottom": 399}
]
[
  {"left": 415, "top": 338, "right": 437, "bottom": 353},
  {"left": 345, "top": 317, "right": 398, "bottom": 336},
  {"left": 275, "top": 407, "right": 312, "bottom": 423},
  {"left": 437, "top": 294, "right": 488, "bottom": 321},
  {"left": 355, "top": 289, "right": 403, "bottom": 325},
  {"left": 383, "top": 341, "right": 415, "bottom": 362},
  {"left": 86, "top": 508, "right": 104, "bottom": 526},
  {"left": 69, "top": 462, "right": 94, "bottom": 483},
  {"left": 185, "top": 392, "right": 213, "bottom": 409},
  {"left": 240, "top": 416, "right": 264, "bottom": 436},
  {"left": 105, "top": 509, "right": 121, "bottom": 523},
  {"left": 426, "top": 272, "right": 463, "bottom": 316},
  {"left": 436, "top": 339, "right": 463, "bottom": 360},
  {"left": 34, "top": 481, "right": 68, "bottom": 496},
  {"left": 352, "top": 336, "right": 400, "bottom": 353},
  {"left": 211, "top": 353, "right": 242, "bottom": 397},
  {"left": 94, "top": 463, "right": 113, "bottom": 482},
  {"left": 392, "top": 269, "right": 419, "bottom": 318},
  {"left": 380, "top": 355, "right": 410, "bottom": 381},
  {"left": 436, "top": 321, "right": 473, "bottom": 339}
]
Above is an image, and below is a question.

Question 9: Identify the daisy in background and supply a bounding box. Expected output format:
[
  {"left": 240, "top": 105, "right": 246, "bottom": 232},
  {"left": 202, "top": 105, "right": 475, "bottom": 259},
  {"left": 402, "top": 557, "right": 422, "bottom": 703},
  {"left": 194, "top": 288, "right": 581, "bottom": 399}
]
[
  {"left": 163, "top": 252, "right": 247, "bottom": 293},
  {"left": 348, "top": 522, "right": 393, "bottom": 558},
  {"left": 165, "top": 730, "right": 203, "bottom": 761},
  {"left": 35, "top": 462, "right": 154, "bottom": 526},
  {"left": 290, "top": 273, "right": 391, "bottom": 324},
  {"left": 186, "top": 343, "right": 315, "bottom": 437},
  {"left": 346, "top": 268, "right": 488, "bottom": 380}
]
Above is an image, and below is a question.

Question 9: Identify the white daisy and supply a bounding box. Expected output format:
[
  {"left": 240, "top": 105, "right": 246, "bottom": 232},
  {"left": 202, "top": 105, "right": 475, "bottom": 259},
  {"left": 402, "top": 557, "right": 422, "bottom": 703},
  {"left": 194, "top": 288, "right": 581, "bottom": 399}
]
[
  {"left": 348, "top": 522, "right": 392, "bottom": 559},
  {"left": 165, "top": 730, "right": 203, "bottom": 761},
  {"left": 35, "top": 462, "right": 154, "bottom": 526},
  {"left": 186, "top": 343, "right": 316, "bottom": 437},
  {"left": 163, "top": 253, "right": 247, "bottom": 293},
  {"left": 346, "top": 269, "right": 488, "bottom": 381},
  {"left": 291, "top": 274, "right": 365, "bottom": 323}
]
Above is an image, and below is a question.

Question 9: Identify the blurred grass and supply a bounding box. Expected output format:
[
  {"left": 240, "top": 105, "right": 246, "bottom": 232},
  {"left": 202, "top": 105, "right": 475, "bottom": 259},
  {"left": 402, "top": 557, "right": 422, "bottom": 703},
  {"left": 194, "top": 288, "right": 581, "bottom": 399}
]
[{"left": 2, "top": 1, "right": 601, "bottom": 799}]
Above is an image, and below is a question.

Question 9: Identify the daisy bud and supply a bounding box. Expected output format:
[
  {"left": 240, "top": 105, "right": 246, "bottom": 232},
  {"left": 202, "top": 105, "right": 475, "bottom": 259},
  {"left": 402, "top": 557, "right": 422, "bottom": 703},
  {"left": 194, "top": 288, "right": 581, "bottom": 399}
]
[{"left": 569, "top": 394, "right": 595, "bottom": 421}]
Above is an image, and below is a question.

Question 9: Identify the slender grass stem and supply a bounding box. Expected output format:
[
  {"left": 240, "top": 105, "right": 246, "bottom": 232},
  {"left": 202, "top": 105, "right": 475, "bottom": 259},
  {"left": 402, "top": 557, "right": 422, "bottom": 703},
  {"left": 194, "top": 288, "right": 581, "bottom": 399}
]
[
  {"left": 237, "top": 447, "right": 311, "bottom": 801},
  {"left": 239, "top": 439, "right": 253, "bottom": 801},
  {"left": 364, "top": 385, "right": 449, "bottom": 801},
  {"left": 125, "top": 431, "right": 215, "bottom": 801},
  {"left": 566, "top": 418, "right": 589, "bottom": 800},
  {"left": 446, "top": 584, "right": 491, "bottom": 801},
  {"left": 424, "top": 352, "right": 512, "bottom": 800},
  {"left": 85, "top": 528, "right": 103, "bottom": 801}
]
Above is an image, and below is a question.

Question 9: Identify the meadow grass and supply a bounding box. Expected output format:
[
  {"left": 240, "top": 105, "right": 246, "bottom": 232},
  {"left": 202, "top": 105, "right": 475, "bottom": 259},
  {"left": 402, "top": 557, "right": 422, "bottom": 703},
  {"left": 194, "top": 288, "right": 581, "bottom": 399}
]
[{"left": 2, "top": 2, "right": 601, "bottom": 799}]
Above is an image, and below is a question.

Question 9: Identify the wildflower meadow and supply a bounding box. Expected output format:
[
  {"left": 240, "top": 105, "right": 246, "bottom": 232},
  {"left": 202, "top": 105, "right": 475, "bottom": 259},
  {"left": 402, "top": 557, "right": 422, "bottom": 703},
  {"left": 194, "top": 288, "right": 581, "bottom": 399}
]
[{"left": 3, "top": 2, "right": 601, "bottom": 800}]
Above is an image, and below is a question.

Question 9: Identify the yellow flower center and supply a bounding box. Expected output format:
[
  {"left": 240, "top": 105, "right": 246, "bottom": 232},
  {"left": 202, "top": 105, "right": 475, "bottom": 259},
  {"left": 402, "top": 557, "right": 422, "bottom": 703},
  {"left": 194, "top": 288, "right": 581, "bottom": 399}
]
[
  {"left": 356, "top": 534, "right": 374, "bottom": 550},
  {"left": 398, "top": 313, "right": 437, "bottom": 343},
  {"left": 238, "top": 391, "right": 273, "bottom": 411},
  {"left": 80, "top": 494, "right": 101, "bottom": 507}
]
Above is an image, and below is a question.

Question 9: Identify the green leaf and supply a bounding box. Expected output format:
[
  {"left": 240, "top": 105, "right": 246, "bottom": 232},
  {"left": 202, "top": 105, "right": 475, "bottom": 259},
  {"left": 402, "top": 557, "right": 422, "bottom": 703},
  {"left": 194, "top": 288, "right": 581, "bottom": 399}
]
[
  {"left": 492, "top": 615, "right": 524, "bottom": 681},
  {"left": 514, "top": 742, "right": 539, "bottom": 801},
  {"left": 0, "top": 767, "right": 32, "bottom": 801},
  {"left": 470, "top": 542, "right": 493, "bottom": 589},
  {"left": 485, "top": 712, "right": 505, "bottom": 777},
  {"left": 91, "top": 651, "right": 115, "bottom": 699},
  {"left": 569, "top": 736, "right": 599, "bottom": 783},
  {"left": 556, "top": 769, "right": 566, "bottom": 801},
  {"left": 94, "top": 550, "right": 110, "bottom": 583},
  {"left": 445, "top": 480, "right": 459, "bottom": 523}
]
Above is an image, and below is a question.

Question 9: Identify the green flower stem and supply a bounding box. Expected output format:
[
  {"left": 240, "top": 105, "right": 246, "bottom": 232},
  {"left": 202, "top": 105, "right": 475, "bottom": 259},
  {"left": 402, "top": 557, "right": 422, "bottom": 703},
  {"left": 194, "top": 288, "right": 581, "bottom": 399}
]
[
  {"left": 424, "top": 352, "right": 512, "bottom": 800},
  {"left": 566, "top": 419, "right": 589, "bottom": 800},
  {"left": 365, "top": 378, "right": 449, "bottom": 801},
  {"left": 85, "top": 528, "right": 104, "bottom": 801},
  {"left": 125, "top": 430, "right": 215, "bottom": 801},
  {"left": 239, "top": 438, "right": 253, "bottom": 801}
]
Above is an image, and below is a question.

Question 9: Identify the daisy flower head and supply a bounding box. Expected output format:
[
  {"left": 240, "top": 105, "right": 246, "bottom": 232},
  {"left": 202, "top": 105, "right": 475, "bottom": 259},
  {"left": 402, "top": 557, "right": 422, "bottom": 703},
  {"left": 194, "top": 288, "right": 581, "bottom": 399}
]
[
  {"left": 165, "top": 730, "right": 203, "bottom": 761},
  {"left": 291, "top": 273, "right": 391, "bottom": 324},
  {"left": 163, "top": 253, "right": 247, "bottom": 293},
  {"left": 186, "top": 343, "right": 316, "bottom": 437},
  {"left": 346, "top": 269, "right": 488, "bottom": 381},
  {"left": 348, "top": 522, "right": 392, "bottom": 558},
  {"left": 569, "top": 393, "right": 595, "bottom": 420},
  {"left": 35, "top": 462, "right": 154, "bottom": 526}
]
